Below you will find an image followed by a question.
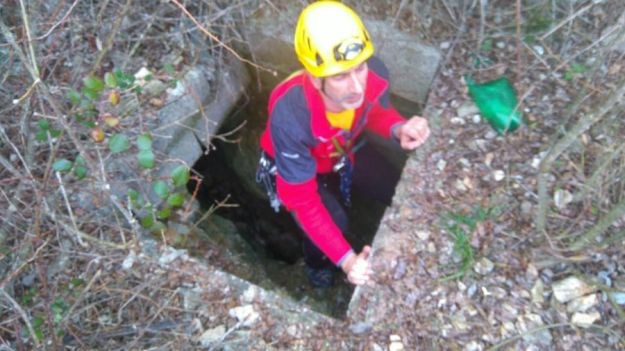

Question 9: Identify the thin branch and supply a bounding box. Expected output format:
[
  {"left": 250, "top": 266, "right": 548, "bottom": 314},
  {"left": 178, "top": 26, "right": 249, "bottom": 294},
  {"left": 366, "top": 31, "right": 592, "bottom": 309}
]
[
  {"left": 169, "top": 0, "right": 276, "bottom": 75},
  {"left": 536, "top": 81, "right": 625, "bottom": 233},
  {"left": 0, "top": 289, "right": 41, "bottom": 348},
  {"left": 570, "top": 196, "right": 625, "bottom": 251},
  {"left": 55, "top": 171, "right": 88, "bottom": 247},
  {"left": 539, "top": 3, "right": 593, "bottom": 41},
  {"left": 35, "top": 0, "right": 80, "bottom": 41}
]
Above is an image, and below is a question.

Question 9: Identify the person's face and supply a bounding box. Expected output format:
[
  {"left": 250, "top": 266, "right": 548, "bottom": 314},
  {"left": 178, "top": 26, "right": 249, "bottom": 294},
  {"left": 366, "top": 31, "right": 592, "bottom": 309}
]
[{"left": 311, "top": 62, "right": 368, "bottom": 112}]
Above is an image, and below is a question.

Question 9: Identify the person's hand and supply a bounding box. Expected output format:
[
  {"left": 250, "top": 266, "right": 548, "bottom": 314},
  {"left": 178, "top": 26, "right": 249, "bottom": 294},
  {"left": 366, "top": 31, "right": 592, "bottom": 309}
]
[
  {"left": 395, "top": 116, "right": 430, "bottom": 150},
  {"left": 340, "top": 246, "right": 373, "bottom": 285}
]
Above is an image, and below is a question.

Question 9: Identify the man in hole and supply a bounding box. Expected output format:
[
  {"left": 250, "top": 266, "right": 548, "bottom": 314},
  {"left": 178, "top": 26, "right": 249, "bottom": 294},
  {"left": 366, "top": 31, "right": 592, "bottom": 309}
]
[{"left": 257, "top": 1, "right": 430, "bottom": 288}]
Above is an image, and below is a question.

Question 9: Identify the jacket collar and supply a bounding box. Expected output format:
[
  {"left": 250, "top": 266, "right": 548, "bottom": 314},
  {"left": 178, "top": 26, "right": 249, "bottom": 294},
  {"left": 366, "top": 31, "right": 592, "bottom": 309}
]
[{"left": 302, "top": 68, "right": 389, "bottom": 141}]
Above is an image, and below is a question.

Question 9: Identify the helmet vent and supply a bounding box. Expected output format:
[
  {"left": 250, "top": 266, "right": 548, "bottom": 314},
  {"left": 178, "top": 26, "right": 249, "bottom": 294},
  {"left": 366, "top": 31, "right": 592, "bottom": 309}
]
[{"left": 315, "top": 53, "right": 323, "bottom": 67}]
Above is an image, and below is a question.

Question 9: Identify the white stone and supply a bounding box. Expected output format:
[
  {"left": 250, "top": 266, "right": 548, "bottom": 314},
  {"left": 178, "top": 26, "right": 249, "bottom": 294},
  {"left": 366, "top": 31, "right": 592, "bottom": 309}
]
[
  {"left": 552, "top": 276, "right": 594, "bottom": 303},
  {"left": 437, "top": 159, "right": 447, "bottom": 171},
  {"left": 228, "top": 304, "right": 259, "bottom": 327},
  {"left": 121, "top": 250, "right": 137, "bottom": 270},
  {"left": 571, "top": 311, "right": 601, "bottom": 328},
  {"left": 567, "top": 294, "right": 597, "bottom": 313},
  {"left": 415, "top": 230, "right": 430, "bottom": 241},
  {"left": 484, "top": 153, "right": 494, "bottom": 167},
  {"left": 493, "top": 170, "right": 505, "bottom": 181},
  {"left": 457, "top": 101, "right": 479, "bottom": 117},
  {"left": 389, "top": 334, "right": 404, "bottom": 351},
  {"left": 554, "top": 189, "right": 573, "bottom": 210},
  {"left": 531, "top": 157, "right": 541, "bottom": 169},
  {"left": 241, "top": 286, "right": 258, "bottom": 304},
  {"left": 531, "top": 280, "right": 544, "bottom": 305},
  {"left": 474, "top": 257, "right": 495, "bottom": 275},
  {"left": 532, "top": 45, "right": 545, "bottom": 55},
  {"left": 158, "top": 247, "right": 187, "bottom": 265},
  {"left": 440, "top": 41, "right": 451, "bottom": 50},
  {"left": 198, "top": 325, "right": 225, "bottom": 347},
  {"left": 464, "top": 340, "right": 484, "bottom": 351},
  {"left": 451, "top": 117, "right": 466, "bottom": 125},
  {"left": 485, "top": 130, "right": 498, "bottom": 139},
  {"left": 472, "top": 114, "right": 482, "bottom": 124}
]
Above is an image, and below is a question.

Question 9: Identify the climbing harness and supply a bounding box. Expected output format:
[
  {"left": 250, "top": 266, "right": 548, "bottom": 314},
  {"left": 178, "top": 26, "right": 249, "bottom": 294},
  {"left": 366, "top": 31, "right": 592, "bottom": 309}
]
[
  {"left": 331, "top": 137, "right": 365, "bottom": 208},
  {"left": 255, "top": 152, "right": 280, "bottom": 213}
]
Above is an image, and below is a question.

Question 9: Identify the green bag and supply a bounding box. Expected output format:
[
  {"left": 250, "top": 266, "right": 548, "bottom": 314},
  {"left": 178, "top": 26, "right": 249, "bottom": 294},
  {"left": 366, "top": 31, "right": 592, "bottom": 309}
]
[{"left": 466, "top": 76, "right": 524, "bottom": 134}]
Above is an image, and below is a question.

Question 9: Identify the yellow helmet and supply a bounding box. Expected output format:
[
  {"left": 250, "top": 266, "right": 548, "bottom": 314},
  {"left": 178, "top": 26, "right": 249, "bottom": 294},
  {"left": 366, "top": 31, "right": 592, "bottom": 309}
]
[{"left": 294, "top": 1, "right": 374, "bottom": 77}]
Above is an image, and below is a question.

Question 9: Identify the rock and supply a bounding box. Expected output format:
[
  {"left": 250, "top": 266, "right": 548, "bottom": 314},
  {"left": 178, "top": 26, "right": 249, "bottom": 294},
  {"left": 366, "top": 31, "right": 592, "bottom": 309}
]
[
  {"left": 389, "top": 335, "right": 404, "bottom": 351},
  {"left": 567, "top": 294, "right": 598, "bottom": 313},
  {"left": 457, "top": 101, "right": 479, "bottom": 117},
  {"left": 554, "top": 189, "right": 573, "bottom": 210},
  {"left": 552, "top": 276, "right": 594, "bottom": 303},
  {"left": 451, "top": 117, "right": 466, "bottom": 125},
  {"left": 484, "top": 153, "right": 494, "bottom": 167},
  {"left": 485, "top": 130, "right": 498, "bottom": 139},
  {"left": 571, "top": 311, "right": 601, "bottom": 328},
  {"left": 610, "top": 292, "right": 625, "bottom": 305},
  {"left": 464, "top": 340, "right": 484, "bottom": 351},
  {"left": 198, "top": 324, "right": 225, "bottom": 347},
  {"left": 121, "top": 250, "right": 136, "bottom": 270},
  {"left": 143, "top": 79, "right": 167, "bottom": 97},
  {"left": 472, "top": 114, "right": 482, "bottom": 124},
  {"left": 532, "top": 45, "right": 545, "bottom": 55},
  {"left": 349, "top": 322, "right": 372, "bottom": 335},
  {"left": 181, "top": 287, "right": 203, "bottom": 311},
  {"left": 437, "top": 159, "right": 447, "bottom": 171},
  {"left": 228, "top": 304, "right": 259, "bottom": 327},
  {"left": 415, "top": 230, "right": 430, "bottom": 241},
  {"left": 531, "top": 280, "right": 545, "bottom": 305},
  {"left": 158, "top": 247, "right": 187, "bottom": 266},
  {"left": 515, "top": 313, "right": 553, "bottom": 346},
  {"left": 474, "top": 257, "right": 495, "bottom": 275},
  {"left": 521, "top": 201, "right": 533, "bottom": 217},
  {"left": 241, "top": 286, "right": 258, "bottom": 304},
  {"left": 493, "top": 170, "right": 505, "bottom": 181}
]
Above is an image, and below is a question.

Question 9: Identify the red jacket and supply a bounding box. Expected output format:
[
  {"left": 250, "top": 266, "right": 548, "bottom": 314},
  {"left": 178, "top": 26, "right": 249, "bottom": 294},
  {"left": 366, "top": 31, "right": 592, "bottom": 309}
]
[{"left": 259, "top": 57, "right": 405, "bottom": 265}]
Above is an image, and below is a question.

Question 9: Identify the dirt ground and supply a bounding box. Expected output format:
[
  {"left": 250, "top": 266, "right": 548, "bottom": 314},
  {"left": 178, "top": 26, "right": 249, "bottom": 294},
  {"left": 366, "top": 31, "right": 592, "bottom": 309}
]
[{"left": 1, "top": 1, "right": 624, "bottom": 350}]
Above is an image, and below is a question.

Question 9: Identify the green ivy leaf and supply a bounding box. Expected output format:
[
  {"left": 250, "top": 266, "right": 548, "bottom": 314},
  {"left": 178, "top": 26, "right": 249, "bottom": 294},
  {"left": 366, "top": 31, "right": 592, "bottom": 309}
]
[
  {"left": 140, "top": 214, "right": 154, "bottom": 228},
  {"left": 128, "top": 189, "right": 139, "bottom": 202},
  {"left": 137, "top": 134, "right": 152, "bottom": 150},
  {"left": 73, "top": 156, "right": 87, "bottom": 179},
  {"left": 82, "top": 88, "right": 99, "bottom": 100},
  {"left": 137, "top": 149, "right": 154, "bottom": 169},
  {"left": 108, "top": 134, "right": 130, "bottom": 153},
  {"left": 480, "top": 38, "right": 493, "bottom": 52},
  {"left": 167, "top": 192, "right": 185, "bottom": 207},
  {"left": 152, "top": 180, "right": 169, "bottom": 199},
  {"left": 38, "top": 119, "right": 50, "bottom": 130},
  {"left": 83, "top": 76, "right": 105, "bottom": 93},
  {"left": 570, "top": 63, "right": 587, "bottom": 73},
  {"left": 114, "top": 69, "right": 135, "bottom": 89},
  {"left": 69, "top": 278, "right": 85, "bottom": 289},
  {"left": 31, "top": 315, "right": 44, "bottom": 341},
  {"left": 53, "top": 159, "right": 73, "bottom": 172},
  {"left": 66, "top": 90, "right": 81, "bottom": 106},
  {"left": 104, "top": 72, "right": 118, "bottom": 88},
  {"left": 157, "top": 207, "right": 171, "bottom": 220},
  {"left": 171, "top": 165, "right": 190, "bottom": 187},
  {"left": 36, "top": 130, "right": 48, "bottom": 142}
]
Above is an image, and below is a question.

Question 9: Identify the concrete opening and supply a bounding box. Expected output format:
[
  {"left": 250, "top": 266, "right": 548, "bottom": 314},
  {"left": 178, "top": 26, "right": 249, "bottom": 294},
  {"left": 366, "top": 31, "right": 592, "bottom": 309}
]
[{"left": 185, "top": 75, "right": 419, "bottom": 317}]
